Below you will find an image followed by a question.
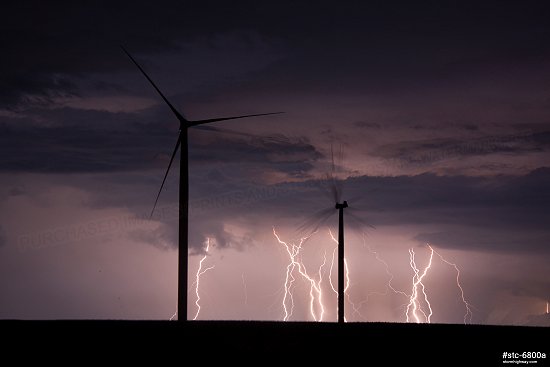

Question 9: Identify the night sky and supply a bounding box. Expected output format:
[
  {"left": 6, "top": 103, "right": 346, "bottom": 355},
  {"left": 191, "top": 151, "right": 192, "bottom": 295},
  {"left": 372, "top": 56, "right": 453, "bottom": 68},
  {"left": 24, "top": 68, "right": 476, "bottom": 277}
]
[{"left": 1, "top": 1, "right": 550, "bottom": 325}]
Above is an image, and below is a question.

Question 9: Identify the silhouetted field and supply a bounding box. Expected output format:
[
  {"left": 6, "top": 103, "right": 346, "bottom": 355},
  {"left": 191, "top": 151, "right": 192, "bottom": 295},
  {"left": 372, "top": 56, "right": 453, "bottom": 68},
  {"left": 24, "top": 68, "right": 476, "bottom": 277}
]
[{"left": 3, "top": 320, "right": 548, "bottom": 363}]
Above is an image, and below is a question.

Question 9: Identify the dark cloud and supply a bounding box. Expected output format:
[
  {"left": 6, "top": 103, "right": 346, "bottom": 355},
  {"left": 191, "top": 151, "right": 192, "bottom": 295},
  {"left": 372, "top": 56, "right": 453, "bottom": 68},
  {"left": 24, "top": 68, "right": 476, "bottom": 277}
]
[
  {"left": 175, "top": 168, "right": 550, "bottom": 253},
  {"left": 413, "top": 230, "right": 550, "bottom": 254},
  {"left": 346, "top": 169, "right": 550, "bottom": 252},
  {"left": 348, "top": 167, "right": 550, "bottom": 219},
  {"left": 3, "top": 1, "right": 550, "bottom": 109},
  {"left": 188, "top": 219, "right": 256, "bottom": 254},
  {"left": 0, "top": 116, "right": 171, "bottom": 173},
  {"left": 18, "top": 163, "right": 549, "bottom": 255},
  {"left": 0, "top": 73, "right": 78, "bottom": 110},
  {"left": 0, "top": 106, "right": 321, "bottom": 175},
  {"left": 372, "top": 131, "right": 550, "bottom": 165},
  {"left": 125, "top": 205, "right": 263, "bottom": 253},
  {"left": 1, "top": 2, "right": 284, "bottom": 108},
  {"left": 189, "top": 131, "right": 322, "bottom": 179},
  {"left": 127, "top": 223, "right": 176, "bottom": 252},
  {"left": 233, "top": 2, "right": 550, "bottom": 100}
]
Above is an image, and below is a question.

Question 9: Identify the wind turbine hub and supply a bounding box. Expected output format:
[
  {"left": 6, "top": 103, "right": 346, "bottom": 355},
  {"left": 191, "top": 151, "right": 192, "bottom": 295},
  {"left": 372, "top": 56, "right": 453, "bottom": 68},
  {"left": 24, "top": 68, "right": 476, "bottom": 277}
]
[{"left": 335, "top": 201, "right": 348, "bottom": 209}]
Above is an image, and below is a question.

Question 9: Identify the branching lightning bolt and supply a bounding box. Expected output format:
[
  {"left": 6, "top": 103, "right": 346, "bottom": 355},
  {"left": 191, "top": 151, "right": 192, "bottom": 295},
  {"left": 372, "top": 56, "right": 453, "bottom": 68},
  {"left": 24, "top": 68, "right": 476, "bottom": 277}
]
[
  {"left": 273, "top": 227, "right": 327, "bottom": 321},
  {"left": 406, "top": 247, "right": 434, "bottom": 323},
  {"left": 431, "top": 245, "right": 473, "bottom": 324},
  {"left": 367, "top": 245, "right": 409, "bottom": 299},
  {"left": 404, "top": 244, "right": 473, "bottom": 324},
  {"left": 347, "top": 236, "right": 410, "bottom": 319},
  {"left": 272, "top": 226, "right": 473, "bottom": 324},
  {"left": 193, "top": 238, "right": 215, "bottom": 320}
]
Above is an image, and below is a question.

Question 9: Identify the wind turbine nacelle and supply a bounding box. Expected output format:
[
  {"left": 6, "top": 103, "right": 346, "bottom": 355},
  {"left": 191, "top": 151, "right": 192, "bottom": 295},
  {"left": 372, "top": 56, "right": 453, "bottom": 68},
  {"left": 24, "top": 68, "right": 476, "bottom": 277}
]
[{"left": 335, "top": 201, "right": 348, "bottom": 209}]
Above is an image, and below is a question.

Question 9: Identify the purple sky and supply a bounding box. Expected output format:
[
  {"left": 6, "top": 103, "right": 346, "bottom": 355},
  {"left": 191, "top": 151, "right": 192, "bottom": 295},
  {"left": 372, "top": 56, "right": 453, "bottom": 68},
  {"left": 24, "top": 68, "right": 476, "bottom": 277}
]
[{"left": 1, "top": 1, "right": 550, "bottom": 325}]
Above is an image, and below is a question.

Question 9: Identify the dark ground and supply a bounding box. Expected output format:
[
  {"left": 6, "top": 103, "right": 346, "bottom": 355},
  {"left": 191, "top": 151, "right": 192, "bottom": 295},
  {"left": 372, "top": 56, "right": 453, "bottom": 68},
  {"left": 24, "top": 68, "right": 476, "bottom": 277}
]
[{"left": 3, "top": 320, "right": 549, "bottom": 364}]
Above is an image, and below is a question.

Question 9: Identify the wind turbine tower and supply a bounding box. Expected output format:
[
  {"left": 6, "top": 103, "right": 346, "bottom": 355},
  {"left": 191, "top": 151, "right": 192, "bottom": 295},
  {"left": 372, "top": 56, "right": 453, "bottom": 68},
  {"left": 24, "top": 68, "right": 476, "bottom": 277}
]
[
  {"left": 123, "top": 47, "right": 281, "bottom": 321},
  {"left": 335, "top": 200, "right": 348, "bottom": 323}
]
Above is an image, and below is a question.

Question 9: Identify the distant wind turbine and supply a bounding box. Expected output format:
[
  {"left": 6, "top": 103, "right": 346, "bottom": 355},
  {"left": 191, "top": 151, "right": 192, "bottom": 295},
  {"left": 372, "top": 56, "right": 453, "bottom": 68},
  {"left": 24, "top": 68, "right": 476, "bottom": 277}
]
[
  {"left": 299, "top": 145, "right": 373, "bottom": 323},
  {"left": 122, "top": 46, "right": 282, "bottom": 321}
]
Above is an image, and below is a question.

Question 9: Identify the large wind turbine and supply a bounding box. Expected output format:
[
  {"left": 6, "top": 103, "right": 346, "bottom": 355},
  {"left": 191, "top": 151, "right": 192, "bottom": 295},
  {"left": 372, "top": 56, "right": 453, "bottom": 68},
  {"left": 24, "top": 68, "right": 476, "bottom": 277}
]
[{"left": 122, "top": 47, "right": 282, "bottom": 321}]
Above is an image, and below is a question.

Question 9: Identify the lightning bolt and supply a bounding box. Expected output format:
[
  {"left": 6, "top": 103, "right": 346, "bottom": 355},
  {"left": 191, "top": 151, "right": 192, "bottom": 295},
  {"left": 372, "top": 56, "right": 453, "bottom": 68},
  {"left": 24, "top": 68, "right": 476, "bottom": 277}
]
[
  {"left": 272, "top": 226, "right": 473, "bottom": 324},
  {"left": 169, "top": 309, "right": 177, "bottom": 321},
  {"left": 347, "top": 236, "right": 409, "bottom": 319},
  {"left": 431, "top": 245, "right": 473, "bottom": 324},
  {"left": 193, "top": 238, "right": 215, "bottom": 321},
  {"left": 329, "top": 245, "right": 338, "bottom": 296},
  {"left": 547, "top": 301, "right": 549, "bottom": 314},
  {"left": 406, "top": 247, "right": 434, "bottom": 323},
  {"left": 366, "top": 245, "right": 408, "bottom": 299},
  {"left": 273, "top": 227, "right": 327, "bottom": 321},
  {"left": 328, "top": 229, "right": 353, "bottom": 321},
  {"left": 241, "top": 273, "right": 248, "bottom": 308},
  {"left": 404, "top": 244, "right": 473, "bottom": 324}
]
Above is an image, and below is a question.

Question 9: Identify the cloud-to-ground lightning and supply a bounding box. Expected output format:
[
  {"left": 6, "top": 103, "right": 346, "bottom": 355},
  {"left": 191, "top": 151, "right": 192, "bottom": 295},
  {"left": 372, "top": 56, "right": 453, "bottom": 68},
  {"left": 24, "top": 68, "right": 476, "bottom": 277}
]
[
  {"left": 343, "top": 235, "right": 473, "bottom": 324},
  {"left": 347, "top": 236, "right": 410, "bottom": 320},
  {"left": 406, "top": 247, "right": 434, "bottom": 323},
  {"left": 328, "top": 229, "right": 352, "bottom": 321},
  {"left": 193, "top": 238, "right": 215, "bottom": 320},
  {"left": 241, "top": 273, "right": 248, "bottom": 308},
  {"left": 546, "top": 301, "right": 548, "bottom": 314},
  {"left": 169, "top": 309, "right": 177, "bottom": 321},
  {"left": 404, "top": 244, "right": 473, "bottom": 324},
  {"left": 431, "top": 245, "right": 473, "bottom": 324},
  {"left": 273, "top": 227, "right": 327, "bottom": 321},
  {"left": 366, "top": 244, "right": 409, "bottom": 300},
  {"left": 272, "top": 226, "right": 473, "bottom": 324}
]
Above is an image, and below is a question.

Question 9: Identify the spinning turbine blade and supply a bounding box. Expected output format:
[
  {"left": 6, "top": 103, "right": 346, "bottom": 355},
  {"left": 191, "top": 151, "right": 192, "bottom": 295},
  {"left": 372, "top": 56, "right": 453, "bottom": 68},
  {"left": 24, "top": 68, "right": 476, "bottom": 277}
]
[
  {"left": 330, "top": 181, "right": 341, "bottom": 204},
  {"left": 193, "top": 126, "right": 293, "bottom": 145},
  {"left": 330, "top": 145, "right": 338, "bottom": 202},
  {"left": 151, "top": 133, "right": 182, "bottom": 218},
  {"left": 328, "top": 144, "right": 343, "bottom": 203},
  {"left": 347, "top": 211, "right": 375, "bottom": 230},
  {"left": 121, "top": 46, "right": 187, "bottom": 124},
  {"left": 188, "top": 112, "right": 284, "bottom": 126},
  {"left": 297, "top": 207, "right": 335, "bottom": 235},
  {"left": 192, "top": 125, "right": 257, "bottom": 138}
]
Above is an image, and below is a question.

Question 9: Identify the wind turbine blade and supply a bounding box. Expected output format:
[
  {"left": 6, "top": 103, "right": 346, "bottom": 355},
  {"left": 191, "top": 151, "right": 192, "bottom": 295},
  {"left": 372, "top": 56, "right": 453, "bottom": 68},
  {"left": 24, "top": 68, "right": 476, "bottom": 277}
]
[
  {"left": 188, "top": 112, "right": 284, "bottom": 126},
  {"left": 331, "top": 180, "right": 341, "bottom": 204},
  {"left": 344, "top": 188, "right": 380, "bottom": 211},
  {"left": 328, "top": 144, "right": 343, "bottom": 203},
  {"left": 347, "top": 206, "right": 368, "bottom": 214},
  {"left": 347, "top": 211, "right": 376, "bottom": 230},
  {"left": 121, "top": 46, "right": 187, "bottom": 124},
  {"left": 309, "top": 211, "right": 336, "bottom": 235},
  {"left": 297, "top": 207, "right": 335, "bottom": 234},
  {"left": 322, "top": 174, "right": 343, "bottom": 204},
  {"left": 191, "top": 125, "right": 261, "bottom": 140},
  {"left": 345, "top": 195, "right": 367, "bottom": 209},
  {"left": 192, "top": 126, "right": 296, "bottom": 147},
  {"left": 151, "top": 133, "right": 182, "bottom": 218},
  {"left": 331, "top": 143, "right": 335, "bottom": 174}
]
